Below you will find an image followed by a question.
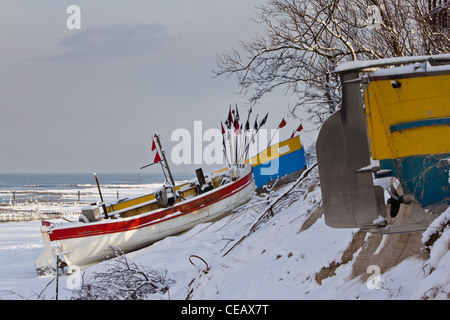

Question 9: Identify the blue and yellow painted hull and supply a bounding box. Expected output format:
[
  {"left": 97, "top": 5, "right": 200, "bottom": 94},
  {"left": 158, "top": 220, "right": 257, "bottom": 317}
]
[
  {"left": 246, "top": 135, "right": 307, "bottom": 189},
  {"left": 364, "top": 66, "right": 450, "bottom": 209}
]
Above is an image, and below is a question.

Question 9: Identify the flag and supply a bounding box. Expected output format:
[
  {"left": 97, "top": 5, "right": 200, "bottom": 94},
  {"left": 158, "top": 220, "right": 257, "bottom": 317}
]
[
  {"left": 222, "top": 121, "right": 230, "bottom": 142},
  {"left": 278, "top": 118, "right": 287, "bottom": 128},
  {"left": 227, "top": 107, "right": 233, "bottom": 128},
  {"left": 153, "top": 151, "right": 161, "bottom": 163},
  {"left": 253, "top": 114, "right": 259, "bottom": 130},
  {"left": 290, "top": 123, "right": 303, "bottom": 138},
  {"left": 221, "top": 122, "right": 226, "bottom": 145},
  {"left": 251, "top": 114, "right": 259, "bottom": 144},
  {"left": 234, "top": 119, "right": 240, "bottom": 135},
  {"left": 151, "top": 138, "right": 161, "bottom": 163},
  {"left": 259, "top": 113, "right": 268, "bottom": 127}
]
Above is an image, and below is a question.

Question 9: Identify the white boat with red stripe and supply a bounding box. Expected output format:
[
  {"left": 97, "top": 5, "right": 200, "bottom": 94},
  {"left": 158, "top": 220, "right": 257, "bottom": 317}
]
[{"left": 35, "top": 134, "right": 255, "bottom": 276}]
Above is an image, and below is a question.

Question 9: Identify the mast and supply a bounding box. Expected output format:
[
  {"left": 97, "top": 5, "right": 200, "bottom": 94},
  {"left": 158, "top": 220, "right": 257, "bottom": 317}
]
[
  {"left": 154, "top": 133, "right": 175, "bottom": 187},
  {"left": 94, "top": 173, "right": 109, "bottom": 219}
]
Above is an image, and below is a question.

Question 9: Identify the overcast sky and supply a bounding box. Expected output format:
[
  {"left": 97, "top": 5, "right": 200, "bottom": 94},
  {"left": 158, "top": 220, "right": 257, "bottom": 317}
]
[{"left": 0, "top": 1, "right": 307, "bottom": 174}]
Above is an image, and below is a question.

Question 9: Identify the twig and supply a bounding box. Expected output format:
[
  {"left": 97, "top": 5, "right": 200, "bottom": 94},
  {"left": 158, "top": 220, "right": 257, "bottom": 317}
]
[
  {"left": 222, "top": 163, "right": 318, "bottom": 257},
  {"left": 37, "top": 277, "right": 55, "bottom": 300}
]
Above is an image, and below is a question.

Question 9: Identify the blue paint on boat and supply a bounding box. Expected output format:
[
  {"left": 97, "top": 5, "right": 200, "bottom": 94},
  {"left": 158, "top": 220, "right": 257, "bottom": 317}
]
[
  {"left": 378, "top": 153, "right": 450, "bottom": 208},
  {"left": 253, "top": 146, "right": 307, "bottom": 189}
]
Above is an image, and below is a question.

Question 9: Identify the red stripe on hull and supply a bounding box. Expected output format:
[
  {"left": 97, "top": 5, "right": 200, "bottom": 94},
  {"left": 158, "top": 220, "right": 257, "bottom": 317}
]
[{"left": 50, "top": 170, "right": 253, "bottom": 241}]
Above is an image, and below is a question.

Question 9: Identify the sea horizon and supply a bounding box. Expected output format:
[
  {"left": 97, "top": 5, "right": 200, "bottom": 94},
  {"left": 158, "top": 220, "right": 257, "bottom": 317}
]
[{"left": 0, "top": 172, "right": 195, "bottom": 208}]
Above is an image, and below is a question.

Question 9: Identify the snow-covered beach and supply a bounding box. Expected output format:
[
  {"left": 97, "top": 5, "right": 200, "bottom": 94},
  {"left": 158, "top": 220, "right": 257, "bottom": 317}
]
[{"left": 0, "top": 166, "right": 448, "bottom": 300}]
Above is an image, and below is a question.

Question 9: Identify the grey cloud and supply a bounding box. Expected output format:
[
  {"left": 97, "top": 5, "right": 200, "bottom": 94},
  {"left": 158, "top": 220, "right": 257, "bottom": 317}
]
[{"left": 53, "top": 23, "right": 179, "bottom": 60}]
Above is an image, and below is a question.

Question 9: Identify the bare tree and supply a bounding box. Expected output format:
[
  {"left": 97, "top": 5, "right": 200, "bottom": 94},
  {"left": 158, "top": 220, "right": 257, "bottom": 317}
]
[
  {"left": 411, "top": 0, "right": 450, "bottom": 54},
  {"left": 214, "top": 0, "right": 449, "bottom": 126},
  {"left": 72, "top": 249, "right": 175, "bottom": 300}
]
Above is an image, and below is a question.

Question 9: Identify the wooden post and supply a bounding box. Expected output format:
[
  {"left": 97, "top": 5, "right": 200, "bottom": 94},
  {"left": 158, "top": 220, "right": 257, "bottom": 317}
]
[
  {"left": 195, "top": 168, "right": 206, "bottom": 188},
  {"left": 56, "top": 255, "right": 60, "bottom": 300}
]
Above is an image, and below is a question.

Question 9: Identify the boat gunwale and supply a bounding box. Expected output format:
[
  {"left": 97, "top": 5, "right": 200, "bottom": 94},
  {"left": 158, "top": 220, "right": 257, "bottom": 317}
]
[
  {"left": 48, "top": 166, "right": 254, "bottom": 241},
  {"left": 368, "top": 69, "right": 450, "bottom": 81},
  {"left": 334, "top": 53, "right": 450, "bottom": 74}
]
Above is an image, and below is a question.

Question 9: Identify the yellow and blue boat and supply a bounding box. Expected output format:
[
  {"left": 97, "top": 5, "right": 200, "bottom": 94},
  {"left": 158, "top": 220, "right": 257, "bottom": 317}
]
[
  {"left": 364, "top": 62, "right": 450, "bottom": 210},
  {"left": 247, "top": 135, "right": 307, "bottom": 190},
  {"left": 317, "top": 54, "right": 450, "bottom": 233}
]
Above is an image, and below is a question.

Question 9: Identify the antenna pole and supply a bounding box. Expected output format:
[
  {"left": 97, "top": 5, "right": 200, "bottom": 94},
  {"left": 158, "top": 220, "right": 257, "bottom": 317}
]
[
  {"left": 154, "top": 133, "right": 175, "bottom": 186},
  {"left": 94, "top": 173, "right": 109, "bottom": 219}
]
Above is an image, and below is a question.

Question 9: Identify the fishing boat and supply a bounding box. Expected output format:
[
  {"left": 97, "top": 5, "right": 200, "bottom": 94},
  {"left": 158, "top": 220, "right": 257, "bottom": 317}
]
[
  {"left": 363, "top": 60, "right": 449, "bottom": 211},
  {"left": 221, "top": 106, "right": 307, "bottom": 192},
  {"left": 35, "top": 134, "right": 254, "bottom": 275},
  {"left": 317, "top": 53, "right": 450, "bottom": 234},
  {"left": 247, "top": 135, "right": 307, "bottom": 191}
]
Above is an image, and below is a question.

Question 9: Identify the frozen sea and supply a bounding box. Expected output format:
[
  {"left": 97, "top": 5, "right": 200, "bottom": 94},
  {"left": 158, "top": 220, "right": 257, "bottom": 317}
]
[
  {"left": 0, "top": 172, "right": 193, "bottom": 221},
  {"left": 0, "top": 172, "right": 194, "bottom": 204}
]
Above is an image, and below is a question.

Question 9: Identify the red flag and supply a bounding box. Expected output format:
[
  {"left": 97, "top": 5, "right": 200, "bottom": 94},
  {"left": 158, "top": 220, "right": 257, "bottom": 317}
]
[
  {"left": 227, "top": 108, "right": 233, "bottom": 128},
  {"left": 234, "top": 120, "right": 240, "bottom": 135},
  {"left": 290, "top": 123, "right": 303, "bottom": 138},
  {"left": 151, "top": 138, "right": 161, "bottom": 163},
  {"left": 221, "top": 121, "right": 225, "bottom": 135},
  {"left": 153, "top": 151, "right": 161, "bottom": 163},
  {"left": 278, "top": 118, "right": 287, "bottom": 128}
]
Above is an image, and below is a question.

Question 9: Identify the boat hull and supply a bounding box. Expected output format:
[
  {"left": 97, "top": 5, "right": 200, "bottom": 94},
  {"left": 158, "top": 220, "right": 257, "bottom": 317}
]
[
  {"left": 365, "top": 65, "right": 450, "bottom": 209},
  {"left": 36, "top": 166, "right": 254, "bottom": 272},
  {"left": 249, "top": 135, "right": 307, "bottom": 190}
]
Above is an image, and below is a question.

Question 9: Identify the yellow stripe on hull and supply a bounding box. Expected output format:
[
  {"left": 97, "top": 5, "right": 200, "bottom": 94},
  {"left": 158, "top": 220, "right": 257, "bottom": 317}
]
[
  {"left": 364, "top": 73, "right": 450, "bottom": 161},
  {"left": 246, "top": 135, "right": 303, "bottom": 167},
  {"left": 107, "top": 182, "right": 190, "bottom": 213}
]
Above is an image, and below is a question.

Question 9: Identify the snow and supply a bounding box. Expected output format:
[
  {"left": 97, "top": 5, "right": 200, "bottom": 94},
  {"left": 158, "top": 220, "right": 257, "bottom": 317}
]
[
  {"left": 370, "top": 61, "right": 450, "bottom": 78},
  {"left": 0, "top": 166, "right": 448, "bottom": 300},
  {"left": 334, "top": 53, "right": 450, "bottom": 73}
]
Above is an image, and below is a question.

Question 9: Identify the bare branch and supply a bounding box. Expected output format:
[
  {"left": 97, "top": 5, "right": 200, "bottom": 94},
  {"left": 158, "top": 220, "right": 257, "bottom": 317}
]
[{"left": 214, "top": 0, "right": 449, "bottom": 126}]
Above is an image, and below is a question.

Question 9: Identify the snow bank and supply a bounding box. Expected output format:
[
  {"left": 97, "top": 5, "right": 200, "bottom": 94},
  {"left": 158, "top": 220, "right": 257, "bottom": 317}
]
[{"left": 0, "top": 166, "right": 448, "bottom": 300}]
